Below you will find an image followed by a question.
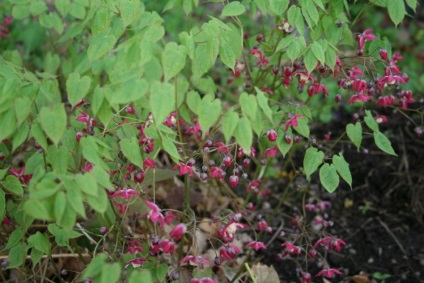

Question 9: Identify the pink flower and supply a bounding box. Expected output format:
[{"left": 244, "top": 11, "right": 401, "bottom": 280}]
[
  {"left": 398, "top": 90, "right": 414, "bottom": 109},
  {"left": 348, "top": 93, "right": 372, "bottom": 104},
  {"left": 169, "top": 224, "right": 187, "bottom": 242},
  {"left": 113, "top": 202, "right": 128, "bottom": 214},
  {"left": 145, "top": 200, "right": 165, "bottom": 228},
  {"left": 245, "top": 241, "right": 266, "bottom": 251},
  {"left": 267, "top": 130, "right": 277, "bottom": 142},
  {"left": 143, "top": 158, "right": 155, "bottom": 169},
  {"left": 376, "top": 95, "right": 395, "bottom": 107},
  {"left": 190, "top": 278, "right": 216, "bottom": 283},
  {"left": 110, "top": 186, "right": 139, "bottom": 200},
  {"left": 217, "top": 221, "right": 248, "bottom": 243},
  {"left": 263, "top": 146, "right": 278, "bottom": 158},
  {"left": 9, "top": 167, "right": 32, "bottom": 184},
  {"left": 314, "top": 236, "right": 346, "bottom": 252},
  {"left": 285, "top": 114, "right": 304, "bottom": 132},
  {"left": 173, "top": 162, "right": 193, "bottom": 177},
  {"left": 392, "top": 51, "right": 404, "bottom": 62},
  {"left": 229, "top": 175, "right": 239, "bottom": 188},
  {"left": 76, "top": 111, "right": 96, "bottom": 127},
  {"left": 355, "top": 29, "right": 376, "bottom": 55},
  {"left": 124, "top": 257, "right": 150, "bottom": 268},
  {"left": 375, "top": 115, "right": 388, "bottom": 123},
  {"left": 164, "top": 211, "right": 177, "bottom": 225},
  {"left": 316, "top": 268, "right": 342, "bottom": 278},
  {"left": 281, "top": 242, "right": 302, "bottom": 255},
  {"left": 82, "top": 163, "right": 93, "bottom": 172},
  {"left": 301, "top": 272, "right": 312, "bottom": 283},
  {"left": 377, "top": 75, "right": 406, "bottom": 89},
  {"left": 125, "top": 241, "right": 145, "bottom": 254},
  {"left": 178, "top": 255, "right": 210, "bottom": 267},
  {"left": 125, "top": 105, "right": 135, "bottom": 114},
  {"left": 219, "top": 244, "right": 240, "bottom": 261},
  {"left": 257, "top": 220, "right": 269, "bottom": 232},
  {"left": 307, "top": 83, "right": 328, "bottom": 97}
]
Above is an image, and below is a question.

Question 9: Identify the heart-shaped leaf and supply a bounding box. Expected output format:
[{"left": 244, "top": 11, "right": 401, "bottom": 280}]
[
  {"left": 119, "top": 137, "right": 144, "bottom": 168},
  {"left": 303, "top": 147, "right": 324, "bottom": 179},
  {"left": 319, "top": 163, "right": 340, "bottom": 193},
  {"left": 39, "top": 104, "right": 67, "bottom": 146},
  {"left": 346, "top": 122, "right": 362, "bottom": 149},
  {"left": 66, "top": 72, "right": 91, "bottom": 107},
  {"left": 162, "top": 42, "right": 186, "bottom": 81},
  {"left": 198, "top": 98, "right": 221, "bottom": 136}
]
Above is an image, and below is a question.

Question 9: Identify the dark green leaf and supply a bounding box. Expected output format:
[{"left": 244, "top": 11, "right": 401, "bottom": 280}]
[
  {"left": 346, "top": 122, "right": 362, "bottom": 149},
  {"left": 3, "top": 175, "right": 23, "bottom": 196},
  {"left": 374, "top": 131, "right": 397, "bottom": 156},
  {"left": 332, "top": 154, "right": 352, "bottom": 187},
  {"left": 7, "top": 244, "right": 25, "bottom": 269}
]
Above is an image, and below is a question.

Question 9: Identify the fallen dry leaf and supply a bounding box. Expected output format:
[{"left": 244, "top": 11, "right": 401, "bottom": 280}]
[{"left": 252, "top": 263, "right": 280, "bottom": 283}]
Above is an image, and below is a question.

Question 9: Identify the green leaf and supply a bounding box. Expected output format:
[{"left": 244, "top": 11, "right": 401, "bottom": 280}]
[
  {"left": 54, "top": 0, "right": 70, "bottom": 17},
  {"left": 156, "top": 263, "right": 168, "bottom": 282},
  {"left": 30, "top": 121, "right": 47, "bottom": 151},
  {"left": 14, "top": 96, "right": 32, "bottom": 126},
  {"left": 310, "top": 42, "right": 325, "bottom": 64},
  {"left": 186, "top": 90, "right": 201, "bottom": 114},
  {"left": 221, "top": 1, "right": 245, "bottom": 17},
  {"left": 3, "top": 175, "right": 23, "bottom": 196},
  {"left": 387, "top": 0, "right": 405, "bottom": 26},
  {"left": 12, "top": 5, "right": 30, "bottom": 19},
  {"left": 287, "top": 6, "right": 304, "bottom": 35},
  {"left": 92, "top": 7, "right": 111, "bottom": 35},
  {"left": 86, "top": 186, "right": 108, "bottom": 213},
  {"left": 234, "top": 116, "right": 253, "bottom": 155},
  {"left": 119, "top": 0, "right": 141, "bottom": 27},
  {"left": 303, "top": 147, "right": 324, "bottom": 179},
  {"left": 12, "top": 123, "right": 29, "bottom": 152},
  {"left": 192, "top": 44, "right": 213, "bottom": 77},
  {"left": 7, "top": 244, "right": 25, "bottom": 269},
  {"left": 0, "top": 190, "right": 5, "bottom": 221},
  {"left": 30, "top": 1, "right": 48, "bottom": 16},
  {"left": 69, "top": 2, "right": 85, "bottom": 19},
  {"left": 66, "top": 182, "right": 86, "bottom": 218},
  {"left": 83, "top": 254, "right": 108, "bottom": 278},
  {"left": 276, "top": 129, "right": 292, "bottom": 157},
  {"left": 319, "top": 163, "right": 339, "bottom": 193},
  {"left": 28, "top": 232, "right": 51, "bottom": 254},
  {"left": 373, "top": 272, "right": 392, "bottom": 280},
  {"left": 54, "top": 191, "right": 66, "bottom": 224},
  {"left": 304, "top": 49, "right": 318, "bottom": 74},
  {"left": 293, "top": 117, "right": 309, "bottom": 138},
  {"left": 364, "top": 110, "right": 379, "bottom": 132},
  {"left": 219, "top": 42, "right": 236, "bottom": 70},
  {"left": 325, "top": 46, "right": 336, "bottom": 71},
  {"left": 346, "top": 123, "right": 362, "bottom": 149},
  {"left": 101, "top": 263, "right": 121, "bottom": 283},
  {"left": 150, "top": 82, "right": 175, "bottom": 125},
  {"left": 256, "top": 88, "right": 273, "bottom": 122},
  {"left": 374, "top": 131, "right": 397, "bottom": 156},
  {"left": 0, "top": 110, "right": 16, "bottom": 141},
  {"left": 332, "top": 154, "right": 352, "bottom": 187},
  {"left": 222, "top": 110, "right": 239, "bottom": 143},
  {"left": 30, "top": 249, "right": 43, "bottom": 266},
  {"left": 269, "top": 0, "right": 289, "bottom": 15},
  {"left": 129, "top": 270, "right": 154, "bottom": 283},
  {"left": 88, "top": 32, "right": 117, "bottom": 61},
  {"left": 276, "top": 34, "right": 295, "bottom": 51},
  {"left": 5, "top": 228, "right": 24, "bottom": 249},
  {"left": 163, "top": 42, "right": 186, "bottom": 81},
  {"left": 161, "top": 137, "right": 180, "bottom": 163},
  {"left": 179, "top": 31, "right": 195, "bottom": 60},
  {"left": 66, "top": 72, "right": 91, "bottom": 107},
  {"left": 24, "top": 200, "right": 53, "bottom": 221},
  {"left": 75, "top": 173, "right": 99, "bottom": 197},
  {"left": 405, "top": 0, "right": 417, "bottom": 10},
  {"left": 39, "top": 104, "right": 67, "bottom": 146},
  {"left": 119, "top": 137, "right": 144, "bottom": 168},
  {"left": 239, "top": 93, "right": 257, "bottom": 122},
  {"left": 198, "top": 98, "right": 221, "bottom": 135}
]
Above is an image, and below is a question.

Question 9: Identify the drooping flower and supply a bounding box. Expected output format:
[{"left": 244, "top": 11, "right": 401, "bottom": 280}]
[
  {"left": 178, "top": 255, "right": 211, "bottom": 267},
  {"left": 110, "top": 186, "right": 139, "bottom": 200},
  {"left": 172, "top": 162, "right": 193, "bottom": 177},
  {"left": 9, "top": 167, "right": 32, "bottom": 184},
  {"left": 301, "top": 272, "right": 312, "bottom": 283},
  {"left": 76, "top": 111, "right": 96, "bottom": 127},
  {"left": 229, "top": 175, "right": 239, "bottom": 188},
  {"left": 348, "top": 93, "right": 372, "bottom": 104},
  {"left": 281, "top": 242, "right": 302, "bottom": 255},
  {"left": 125, "top": 241, "right": 146, "bottom": 254},
  {"left": 143, "top": 158, "right": 156, "bottom": 169},
  {"left": 124, "top": 257, "right": 150, "bottom": 268},
  {"left": 145, "top": 200, "right": 165, "bottom": 228},
  {"left": 164, "top": 211, "right": 177, "bottom": 225},
  {"left": 267, "top": 130, "right": 277, "bottom": 142},
  {"left": 355, "top": 29, "right": 376, "bottom": 55},
  {"left": 285, "top": 114, "right": 304, "bottom": 132},
  {"left": 316, "top": 268, "right": 342, "bottom": 278},
  {"left": 245, "top": 241, "right": 266, "bottom": 251},
  {"left": 169, "top": 224, "right": 187, "bottom": 242},
  {"left": 113, "top": 202, "right": 128, "bottom": 214},
  {"left": 190, "top": 278, "right": 216, "bottom": 283},
  {"left": 262, "top": 146, "right": 278, "bottom": 158},
  {"left": 217, "top": 220, "right": 248, "bottom": 243},
  {"left": 219, "top": 243, "right": 240, "bottom": 261}
]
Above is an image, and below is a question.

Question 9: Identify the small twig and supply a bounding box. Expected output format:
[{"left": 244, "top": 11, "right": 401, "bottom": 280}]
[
  {"left": 76, "top": 223, "right": 97, "bottom": 245},
  {"left": 376, "top": 217, "right": 407, "bottom": 255}
]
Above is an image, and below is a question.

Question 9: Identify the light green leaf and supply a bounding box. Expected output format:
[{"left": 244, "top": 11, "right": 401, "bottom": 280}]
[
  {"left": 304, "top": 49, "right": 318, "bottom": 74},
  {"left": 0, "top": 190, "right": 5, "bottom": 221},
  {"left": 101, "top": 263, "right": 121, "bottom": 283},
  {"left": 24, "top": 200, "right": 53, "bottom": 221},
  {"left": 88, "top": 32, "right": 117, "bottom": 61},
  {"left": 364, "top": 110, "right": 379, "bottom": 132},
  {"left": 30, "top": 122, "right": 47, "bottom": 151},
  {"left": 156, "top": 263, "right": 168, "bottom": 282},
  {"left": 198, "top": 98, "right": 221, "bottom": 135},
  {"left": 311, "top": 42, "right": 325, "bottom": 64},
  {"left": 293, "top": 117, "right": 309, "bottom": 138},
  {"left": 234, "top": 116, "right": 253, "bottom": 155},
  {"left": 276, "top": 129, "right": 292, "bottom": 157},
  {"left": 192, "top": 44, "right": 213, "bottom": 77},
  {"left": 186, "top": 90, "right": 201, "bottom": 114},
  {"left": 75, "top": 173, "right": 99, "bottom": 197},
  {"left": 269, "top": 0, "right": 289, "bottom": 15},
  {"left": 82, "top": 254, "right": 108, "bottom": 278},
  {"left": 222, "top": 110, "right": 239, "bottom": 143},
  {"left": 161, "top": 137, "right": 180, "bottom": 163},
  {"left": 54, "top": 0, "right": 70, "bottom": 17},
  {"left": 332, "top": 154, "right": 352, "bottom": 187},
  {"left": 12, "top": 5, "right": 30, "bottom": 19},
  {"left": 179, "top": 31, "right": 195, "bottom": 60},
  {"left": 7, "top": 244, "right": 25, "bottom": 269},
  {"left": 387, "top": 0, "right": 405, "bottom": 26},
  {"left": 239, "top": 93, "right": 257, "bottom": 122},
  {"left": 28, "top": 232, "right": 51, "bottom": 254},
  {"left": 163, "top": 42, "right": 186, "bottom": 81},
  {"left": 276, "top": 34, "right": 295, "bottom": 51},
  {"left": 39, "top": 104, "right": 66, "bottom": 146},
  {"left": 3, "top": 175, "right": 24, "bottom": 196},
  {"left": 66, "top": 182, "right": 86, "bottom": 218},
  {"left": 221, "top": 1, "right": 245, "bottom": 17},
  {"left": 119, "top": 0, "right": 141, "bottom": 27},
  {"left": 14, "top": 97, "right": 32, "bottom": 126},
  {"left": 325, "top": 46, "right": 337, "bottom": 71},
  {"left": 319, "top": 163, "right": 339, "bottom": 193},
  {"left": 346, "top": 122, "right": 362, "bottom": 149},
  {"left": 150, "top": 82, "right": 175, "bottom": 125},
  {"left": 119, "top": 137, "right": 143, "bottom": 168},
  {"left": 405, "top": 0, "right": 417, "bottom": 10},
  {"left": 287, "top": 6, "right": 304, "bottom": 35},
  {"left": 12, "top": 123, "right": 29, "bottom": 152},
  {"left": 303, "top": 147, "right": 324, "bottom": 179},
  {"left": 374, "top": 131, "right": 397, "bottom": 156},
  {"left": 66, "top": 73, "right": 91, "bottom": 107},
  {"left": 256, "top": 88, "right": 273, "bottom": 122},
  {"left": 219, "top": 43, "right": 236, "bottom": 70}
]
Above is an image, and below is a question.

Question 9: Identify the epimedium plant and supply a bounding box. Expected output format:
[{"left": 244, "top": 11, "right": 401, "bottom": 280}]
[{"left": 0, "top": 0, "right": 419, "bottom": 282}]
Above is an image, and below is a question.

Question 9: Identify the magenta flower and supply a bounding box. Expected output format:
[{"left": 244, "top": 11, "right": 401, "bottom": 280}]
[
  {"left": 245, "top": 241, "right": 266, "bottom": 251},
  {"left": 267, "top": 130, "right": 277, "bottom": 142},
  {"left": 9, "top": 167, "right": 32, "bottom": 184},
  {"left": 164, "top": 211, "right": 177, "bottom": 225},
  {"left": 281, "top": 242, "right": 302, "bottom": 255},
  {"left": 125, "top": 241, "right": 145, "bottom": 254},
  {"left": 169, "top": 223, "right": 187, "bottom": 242},
  {"left": 143, "top": 158, "right": 155, "bottom": 169},
  {"left": 113, "top": 202, "right": 128, "bottom": 214},
  {"left": 74, "top": 99, "right": 85, "bottom": 108},
  {"left": 375, "top": 115, "right": 388, "bottom": 123},
  {"left": 314, "top": 236, "right": 346, "bottom": 252},
  {"left": 301, "top": 272, "right": 312, "bottom": 283},
  {"left": 178, "top": 255, "right": 210, "bottom": 267},
  {"left": 219, "top": 243, "right": 240, "bottom": 261},
  {"left": 348, "top": 93, "right": 372, "bottom": 104},
  {"left": 185, "top": 123, "right": 202, "bottom": 138},
  {"left": 247, "top": 179, "right": 261, "bottom": 193},
  {"left": 398, "top": 90, "right": 414, "bottom": 109},
  {"left": 110, "top": 186, "right": 139, "bottom": 200},
  {"left": 355, "top": 29, "right": 376, "bottom": 55},
  {"left": 217, "top": 221, "right": 248, "bottom": 243},
  {"left": 76, "top": 111, "right": 96, "bottom": 127},
  {"left": 377, "top": 75, "right": 406, "bottom": 89},
  {"left": 172, "top": 162, "right": 193, "bottom": 177},
  {"left": 316, "top": 268, "right": 342, "bottom": 278},
  {"left": 145, "top": 200, "right": 165, "bottom": 228},
  {"left": 307, "top": 83, "right": 328, "bottom": 97},
  {"left": 257, "top": 219, "right": 269, "bottom": 232},
  {"left": 285, "top": 114, "right": 304, "bottom": 132},
  {"left": 262, "top": 146, "right": 278, "bottom": 158},
  {"left": 124, "top": 257, "right": 150, "bottom": 268},
  {"left": 229, "top": 175, "right": 239, "bottom": 188},
  {"left": 190, "top": 278, "right": 216, "bottom": 283},
  {"left": 376, "top": 95, "right": 395, "bottom": 107}
]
